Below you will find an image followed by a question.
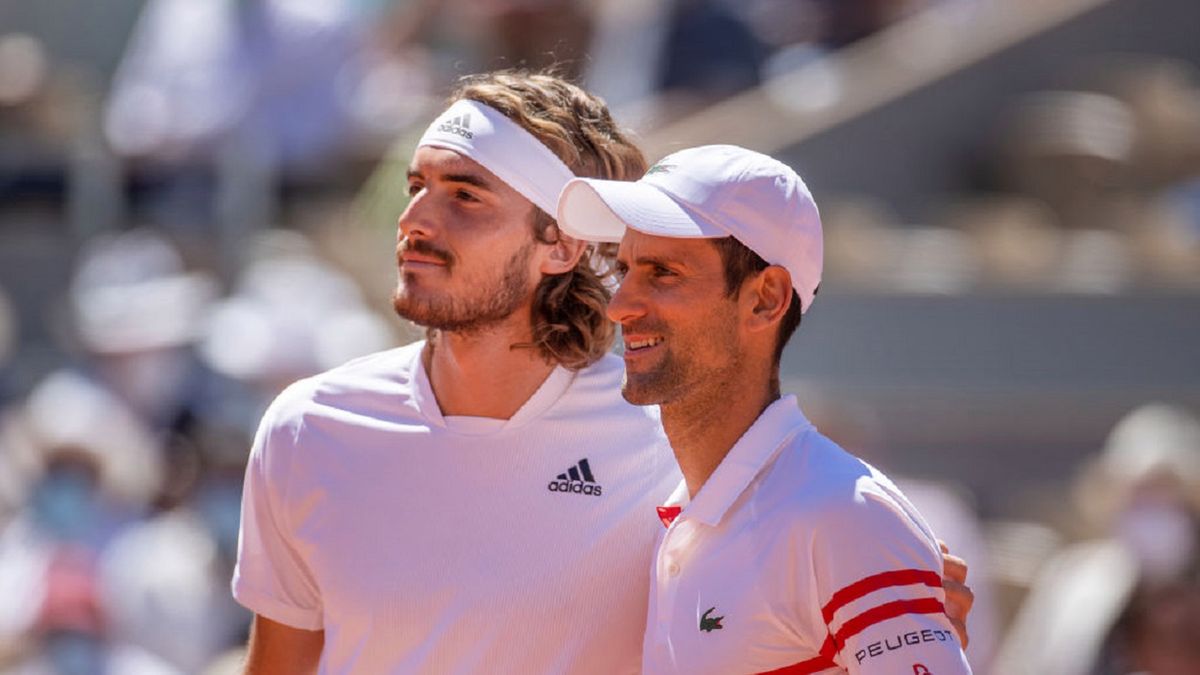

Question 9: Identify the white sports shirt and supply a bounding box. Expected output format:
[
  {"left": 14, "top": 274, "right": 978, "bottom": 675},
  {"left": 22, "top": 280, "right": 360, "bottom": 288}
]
[
  {"left": 233, "top": 342, "right": 681, "bottom": 674},
  {"left": 642, "top": 396, "right": 972, "bottom": 675}
]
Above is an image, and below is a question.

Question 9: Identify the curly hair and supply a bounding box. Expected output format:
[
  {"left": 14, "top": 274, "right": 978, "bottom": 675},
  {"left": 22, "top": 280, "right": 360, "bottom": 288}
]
[{"left": 449, "top": 71, "right": 647, "bottom": 370}]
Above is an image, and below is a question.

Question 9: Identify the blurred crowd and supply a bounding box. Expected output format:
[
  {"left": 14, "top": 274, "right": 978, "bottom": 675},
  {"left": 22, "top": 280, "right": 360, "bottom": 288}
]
[
  {"left": 0, "top": 227, "right": 395, "bottom": 674},
  {"left": 822, "top": 53, "right": 1200, "bottom": 295},
  {"left": 0, "top": 0, "right": 1198, "bottom": 673}
]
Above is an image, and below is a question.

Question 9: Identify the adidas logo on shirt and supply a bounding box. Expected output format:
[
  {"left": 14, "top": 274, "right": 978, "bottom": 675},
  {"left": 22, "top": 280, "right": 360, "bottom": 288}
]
[
  {"left": 547, "top": 458, "right": 603, "bottom": 497},
  {"left": 437, "top": 113, "right": 474, "bottom": 139}
]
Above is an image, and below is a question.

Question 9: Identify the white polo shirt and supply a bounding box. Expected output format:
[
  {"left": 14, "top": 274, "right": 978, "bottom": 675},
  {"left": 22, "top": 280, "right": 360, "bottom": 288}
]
[
  {"left": 642, "top": 396, "right": 972, "bottom": 675},
  {"left": 233, "top": 342, "right": 681, "bottom": 674}
]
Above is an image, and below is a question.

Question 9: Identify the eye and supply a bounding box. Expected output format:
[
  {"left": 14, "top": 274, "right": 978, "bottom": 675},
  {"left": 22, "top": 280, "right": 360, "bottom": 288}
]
[
  {"left": 455, "top": 189, "right": 479, "bottom": 202},
  {"left": 407, "top": 182, "right": 423, "bottom": 197},
  {"left": 613, "top": 261, "right": 629, "bottom": 280},
  {"left": 652, "top": 264, "right": 676, "bottom": 278}
]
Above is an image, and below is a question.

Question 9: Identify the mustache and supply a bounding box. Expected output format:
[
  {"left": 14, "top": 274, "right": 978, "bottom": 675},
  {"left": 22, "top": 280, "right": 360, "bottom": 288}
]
[
  {"left": 399, "top": 239, "right": 455, "bottom": 267},
  {"left": 619, "top": 321, "right": 669, "bottom": 337}
]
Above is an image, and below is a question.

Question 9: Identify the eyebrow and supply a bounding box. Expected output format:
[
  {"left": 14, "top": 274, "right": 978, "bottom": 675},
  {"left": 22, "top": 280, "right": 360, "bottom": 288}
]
[
  {"left": 635, "top": 254, "right": 685, "bottom": 267},
  {"left": 616, "top": 254, "right": 690, "bottom": 272},
  {"left": 407, "top": 168, "right": 493, "bottom": 190}
]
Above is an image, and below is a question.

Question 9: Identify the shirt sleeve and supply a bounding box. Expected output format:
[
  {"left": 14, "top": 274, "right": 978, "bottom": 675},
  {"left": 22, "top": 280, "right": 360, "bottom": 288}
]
[
  {"left": 801, "top": 481, "right": 973, "bottom": 674},
  {"left": 231, "top": 384, "right": 324, "bottom": 630}
]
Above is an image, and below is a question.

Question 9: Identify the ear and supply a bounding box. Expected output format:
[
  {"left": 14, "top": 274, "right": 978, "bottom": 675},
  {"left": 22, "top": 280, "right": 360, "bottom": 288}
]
[
  {"left": 742, "top": 266, "right": 792, "bottom": 335},
  {"left": 539, "top": 229, "right": 588, "bottom": 275}
]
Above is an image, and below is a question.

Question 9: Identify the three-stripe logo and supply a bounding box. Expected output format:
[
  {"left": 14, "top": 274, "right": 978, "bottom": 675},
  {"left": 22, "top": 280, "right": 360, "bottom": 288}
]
[
  {"left": 437, "top": 113, "right": 474, "bottom": 139},
  {"left": 547, "top": 458, "right": 602, "bottom": 496}
]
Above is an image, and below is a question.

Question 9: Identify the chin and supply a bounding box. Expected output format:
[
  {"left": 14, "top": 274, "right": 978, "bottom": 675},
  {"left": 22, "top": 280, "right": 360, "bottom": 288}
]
[
  {"left": 620, "top": 378, "right": 668, "bottom": 407},
  {"left": 392, "top": 290, "right": 430, "bottom": 325}
]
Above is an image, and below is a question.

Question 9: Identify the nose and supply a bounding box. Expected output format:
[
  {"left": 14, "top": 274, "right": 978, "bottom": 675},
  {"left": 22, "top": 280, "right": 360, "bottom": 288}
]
[
  {"left": 397, "top": 191, "right": 435, "bottom": 242},
  {"left": 606, "top": 276, "right": 647, "bottom": 326}
]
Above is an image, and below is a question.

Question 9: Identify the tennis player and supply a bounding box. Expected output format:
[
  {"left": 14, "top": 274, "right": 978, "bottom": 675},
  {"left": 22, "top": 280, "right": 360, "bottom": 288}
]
[{"left": 557, "top": 144, "right": 974, "bottom": 674}]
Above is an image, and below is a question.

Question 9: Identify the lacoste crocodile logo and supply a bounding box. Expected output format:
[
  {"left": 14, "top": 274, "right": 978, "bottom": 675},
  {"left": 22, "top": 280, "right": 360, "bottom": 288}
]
[
  {"left": 645, "top": 163, "right": 676, "bottom": 176},
  {"left": 700, "top": 607, "right": 724, "bottom": 632}
]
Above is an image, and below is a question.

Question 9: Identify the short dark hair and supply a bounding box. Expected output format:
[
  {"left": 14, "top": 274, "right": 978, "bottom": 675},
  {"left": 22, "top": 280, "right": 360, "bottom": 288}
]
[{"left": 710, "top": 237, "right": 804, "bottom": 366}]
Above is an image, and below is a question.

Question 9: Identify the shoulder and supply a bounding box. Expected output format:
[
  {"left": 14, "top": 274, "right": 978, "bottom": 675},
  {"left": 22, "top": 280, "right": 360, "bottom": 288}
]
[
  {"left": 309, "top": 341, "right": 424, "bottom": 399},
  {"left": 766, "top": 431, "right": 938, "bottom": 551},
  {"left": 254, "top": 342, "right": 425, "bottom": 448},
  {"left": 266, "top": 342, "right": 423, "bottom": 421}
]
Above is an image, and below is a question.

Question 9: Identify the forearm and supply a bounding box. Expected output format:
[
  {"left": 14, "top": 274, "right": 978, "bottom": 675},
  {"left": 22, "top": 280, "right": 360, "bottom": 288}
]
[{"left": 243, "top": 614, "right": 323, "bottom": 675}]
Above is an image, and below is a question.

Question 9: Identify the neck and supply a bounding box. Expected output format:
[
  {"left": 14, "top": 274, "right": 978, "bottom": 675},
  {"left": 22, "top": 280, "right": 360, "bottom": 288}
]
[
  {"left": 660, "top": 363, "right": 779, "bottom": 499},
  {"left": 424, "top": 308, "right": 556, "bottom": 419}
]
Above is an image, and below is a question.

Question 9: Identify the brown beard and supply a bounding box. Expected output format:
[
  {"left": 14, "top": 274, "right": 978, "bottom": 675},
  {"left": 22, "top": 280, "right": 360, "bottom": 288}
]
[
  {"left": 619, "top": 309, "right": 741, "bottom": 407},
  {"left": 393, "top": 239, "right": 535, "bottom": 334}
]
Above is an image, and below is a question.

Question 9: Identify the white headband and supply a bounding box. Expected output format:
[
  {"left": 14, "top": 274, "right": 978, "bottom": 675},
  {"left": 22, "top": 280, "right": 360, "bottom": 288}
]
[{"left": 416, "top": 99, "right": 576, "bottom": 216}]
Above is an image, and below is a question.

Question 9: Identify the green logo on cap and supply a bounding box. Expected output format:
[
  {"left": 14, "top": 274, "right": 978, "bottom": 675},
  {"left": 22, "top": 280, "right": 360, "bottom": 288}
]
[{"left": 645, "top": 163, "right": 676, "bottom": 176}]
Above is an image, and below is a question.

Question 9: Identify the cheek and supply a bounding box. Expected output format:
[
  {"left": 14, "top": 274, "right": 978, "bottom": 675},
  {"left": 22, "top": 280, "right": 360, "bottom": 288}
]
[{"left": 677, "top": 305, "right": 740, "bottom": 354}]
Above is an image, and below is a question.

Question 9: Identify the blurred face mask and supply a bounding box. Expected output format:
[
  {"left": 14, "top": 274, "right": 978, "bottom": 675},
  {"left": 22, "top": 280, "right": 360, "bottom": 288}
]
[
  {"left": 31, "top": 464, "right": 100, "bottom": 540},
  {"left": 45, "top": 631, "right": 105, "bottom": 675},
  {"left": 1116, "top": 499, "right": 1198, "bottom": 584}
]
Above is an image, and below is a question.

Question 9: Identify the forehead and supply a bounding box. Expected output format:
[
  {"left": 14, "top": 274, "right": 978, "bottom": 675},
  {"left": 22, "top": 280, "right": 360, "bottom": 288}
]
[
  {"left": 409, "top": 146, "right": 485, "bottom": 175},
  {"left": 617, "top": 229, "right": 722, "bottom": 266},
  {"left": 409, "top": 146, "right": 513, "bottom": 191}
]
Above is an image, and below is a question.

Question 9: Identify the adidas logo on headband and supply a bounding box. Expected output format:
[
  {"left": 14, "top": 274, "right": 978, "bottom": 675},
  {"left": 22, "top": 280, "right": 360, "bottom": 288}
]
[
  {"left": 437, "top": 113, "right": 473, "bottom": 140},
  {"left": 417, "top": 99, "right": 577, "bottom": 216}
]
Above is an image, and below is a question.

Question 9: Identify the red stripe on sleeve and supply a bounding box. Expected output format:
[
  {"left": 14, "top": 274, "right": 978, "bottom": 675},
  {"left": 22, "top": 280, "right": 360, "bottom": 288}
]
[
  {"left": 821, "top": 569, "right": 942, "bottom": 625},
  {"left": 755, "top": 635, "right": 838, "bottom": 674},
  {"left": 833, "top": 597, "right": 946, "bottom": 646},
  {"left": 756, "top": 654, "right": 838, "bottom": 674},
  {"left": 756, "top": 597, "right": 947, "bottom": 674}
]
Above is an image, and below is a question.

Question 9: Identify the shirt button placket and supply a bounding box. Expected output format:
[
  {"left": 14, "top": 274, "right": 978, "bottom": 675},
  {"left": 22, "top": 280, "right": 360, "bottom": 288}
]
[{"left": 657, "top": 522, "right": 685, "bottom": 640}]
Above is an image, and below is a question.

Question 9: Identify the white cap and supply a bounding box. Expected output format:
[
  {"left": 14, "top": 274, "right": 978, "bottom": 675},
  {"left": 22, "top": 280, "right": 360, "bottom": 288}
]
[{"left": 556, "top": 145, "right": 823, "bottom": 313}]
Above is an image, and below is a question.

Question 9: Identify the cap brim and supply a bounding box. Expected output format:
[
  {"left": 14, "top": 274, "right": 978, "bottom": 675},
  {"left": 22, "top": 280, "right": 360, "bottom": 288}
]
[{"left": 557, "top": 178, "right": 725, "bottom": 243}]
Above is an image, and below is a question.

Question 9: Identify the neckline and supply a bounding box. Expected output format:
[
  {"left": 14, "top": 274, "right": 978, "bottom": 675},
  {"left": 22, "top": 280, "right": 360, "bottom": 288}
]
[{"left": 412, "top": 346, "right": 576, "bottom": 436}]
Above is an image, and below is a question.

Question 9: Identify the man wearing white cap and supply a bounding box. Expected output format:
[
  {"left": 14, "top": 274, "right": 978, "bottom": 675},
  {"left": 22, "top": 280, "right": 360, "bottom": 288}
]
[
  {"left": 233, "top": 72, "right": 972, "bottom": 674},
  {"left": 557, "top": 145, "right": 973, "bottom": 673}
]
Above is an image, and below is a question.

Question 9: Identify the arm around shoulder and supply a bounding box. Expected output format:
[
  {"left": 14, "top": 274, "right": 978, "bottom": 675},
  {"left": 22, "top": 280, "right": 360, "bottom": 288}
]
[{"left": 243, "top": 614, "right": 324, "bottom": 675}]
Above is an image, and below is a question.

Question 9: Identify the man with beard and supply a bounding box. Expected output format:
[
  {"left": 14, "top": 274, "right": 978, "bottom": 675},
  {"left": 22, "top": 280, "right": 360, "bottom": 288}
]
[
  {"left": 233, "top": 75, "right": 972, "bottom": 674},
  {"left": 556, "top": 145, "right": 974, "bottom": 673}
]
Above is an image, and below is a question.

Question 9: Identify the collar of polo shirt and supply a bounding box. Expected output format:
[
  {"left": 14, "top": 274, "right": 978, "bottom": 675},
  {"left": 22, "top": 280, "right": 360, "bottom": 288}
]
[{"left": 657, "top": 395, "right": 813, "bottom": 527}]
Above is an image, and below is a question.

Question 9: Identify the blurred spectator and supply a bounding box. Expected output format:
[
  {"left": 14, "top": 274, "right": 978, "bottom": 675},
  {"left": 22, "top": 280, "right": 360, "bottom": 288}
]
[
  {"left": 982, "top": 58, "right": 1200, "bottom": 292},
  {"left": 471, "top": 0, "right": 593, "bottom": 79},
  {"left": 98, "top": 454, "right": 250, "bottom": 672},
  {"left": 67, "top": 229, "right": 217, "bottom": 428},
  {"left": 103, "top": 0, "right": 437, "bottom": 260},
  {"left": 1085, "top": 57, "right": 1200, "bottom": 190},
  {"left": 948, "top": 196, "right": 1063, "bottom": 289},
  {"left": 199, "top": 229, "right": 395, "bottom": 419},
  {"left": 587, "top": 0, "right": 948, "bottom": 126},
  {"left": 0, "top": 225, "right": 267, "bottom": 671},
  {"left": 61, "top": 228, "right": 235, "bottom": 511},
  {"left": 659, "top": 0, "right": 769, "bottom": 102},
  {"left": 997, "top": 90, "right": 1137, "bottom": 231},
  {"left": 994, "top": 403, "right": 1200, "bottom": 675},
  {"left": 104, "top": 0, "right": 423, "bottom": 169},
  {"left": 0, "top": 370, "right": 164, "bottom": 521},
  {"left": 0, "top": 371, "right": 171, "bottom": 674}
]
